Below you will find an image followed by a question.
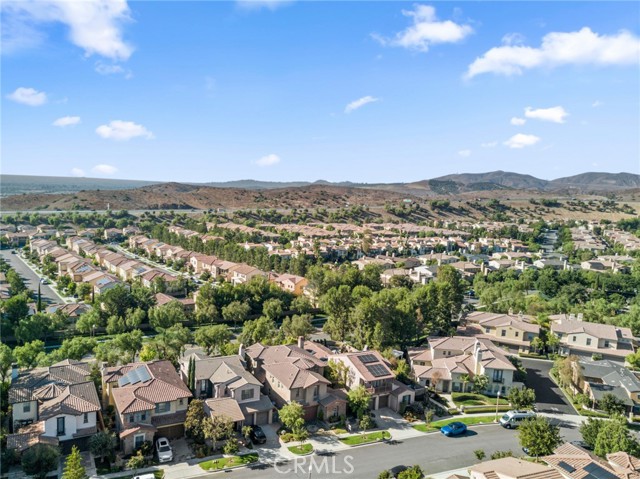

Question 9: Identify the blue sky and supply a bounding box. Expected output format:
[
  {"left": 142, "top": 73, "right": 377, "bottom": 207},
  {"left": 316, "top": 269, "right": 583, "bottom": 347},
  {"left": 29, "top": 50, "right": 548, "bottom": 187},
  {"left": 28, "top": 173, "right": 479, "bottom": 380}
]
[{"left": 2, "top": 1, "right": 639, "bottom": 183}]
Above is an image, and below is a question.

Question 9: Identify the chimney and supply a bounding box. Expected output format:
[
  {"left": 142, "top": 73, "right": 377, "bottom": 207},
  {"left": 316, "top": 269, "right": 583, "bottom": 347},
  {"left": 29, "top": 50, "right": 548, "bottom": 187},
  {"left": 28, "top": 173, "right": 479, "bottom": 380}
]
[
  {"left": 508, "top": 308, "right": 513, "bottom": 316},
  {"left": 214, "top": 383, "right": 224, "bottom": 398},
  {"left": 297, "top": 336, "right": 305, "bottom": 349},
  {"left": 474, "top": 344, "right": 483, "bottom": 375},
  {"left": 11, "top": 363, "right": 19, "bottom": 382},
  {"left": 238, "top": 343, "right": 245, "bottom": 360},
  {"left": 577, "top": 313, "right": 583, "bottom": 322}
]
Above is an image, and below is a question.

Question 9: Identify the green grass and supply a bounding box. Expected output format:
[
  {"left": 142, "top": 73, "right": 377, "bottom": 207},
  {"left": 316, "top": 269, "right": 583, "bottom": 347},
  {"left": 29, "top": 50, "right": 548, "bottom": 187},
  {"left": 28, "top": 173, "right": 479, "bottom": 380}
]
[
  {"left": 332, "top": 428, "right": 348, "bottom": 435},
  {"left": 339, "top": 431, "right": 391, "bottom": 446},
  {"left": 462, "top": 405, "right": 512, "bottom": 414},
  {"left": 199, "top": 453, "right": 259, "bottom": 471},
  {"left": 452, "top": 393, "right": 509, "bottom": 406},
  {"left": 413, "top": 415, "right": 497, "bottom": 433},
  {"left": 288, "top": 444, "right": 314, "bottom": 455}
]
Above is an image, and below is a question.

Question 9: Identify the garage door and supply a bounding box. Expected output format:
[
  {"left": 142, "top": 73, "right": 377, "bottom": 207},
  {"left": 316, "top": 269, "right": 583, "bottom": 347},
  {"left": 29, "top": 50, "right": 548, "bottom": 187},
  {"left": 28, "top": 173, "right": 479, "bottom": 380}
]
[
  {"left": 378, "top": 395, "right": 389, "bottom": 409},
  {"left": 256, "top": 411, "right": 270, "bottom": 425},
  {"left": 158, "top": 424, "right": 184, "bottom": 439}
]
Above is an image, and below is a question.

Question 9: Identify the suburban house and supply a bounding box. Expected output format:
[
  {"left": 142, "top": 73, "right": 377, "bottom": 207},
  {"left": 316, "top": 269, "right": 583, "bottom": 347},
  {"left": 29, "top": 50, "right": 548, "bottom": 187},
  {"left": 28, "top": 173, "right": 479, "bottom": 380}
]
[
  {"left": 543, "top": 443, "right": 638, "bottom": 479},
  {"left": 268, "top": 273, "right": 308, "bottom": 296},
  {"left": 244, "top": 338, "right": 346, "bottom": 421},
  {"left": 462, "top": 311, "right": 541, "bottom": 354},
  {"left": 179, "top": 350, "right": 274, "bottom": 426},
  {"left": 330, "top": 350, "right": 415, "bottom": 413},
  {"left": 7, "top": 360, "right": 101, "bottom": 453},
  {"left": 550, "top": 314, "right": 636, "bottom": 361},
  {"left": 570, "top": 358, "right": 640, "bottom": 415},
  {"left": 409, "top": 336, "right": 520, "bottom": 396},
  {"left": 228, "top": 264, "right": 267, "bottom": 285},
  {"left": 102, "top": 360, "right": 192, "bottom": 454},
  {"left": 468, "top": 457, "right": 563, "bottom": 479}
]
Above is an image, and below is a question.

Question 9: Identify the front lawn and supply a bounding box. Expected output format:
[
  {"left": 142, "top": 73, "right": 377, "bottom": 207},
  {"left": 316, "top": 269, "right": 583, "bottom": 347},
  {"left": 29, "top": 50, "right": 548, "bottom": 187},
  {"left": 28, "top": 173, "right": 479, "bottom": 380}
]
[
  {"left": 413, "top": 415, "right": 496, "bottom": 433},
  {"left": 452, "top": 393, "right": 509, "bottom": 406},
  {"left": 199, "top": 453, "right": 259, "bottom": 471},
  {"left": 288, "top": 444, "right": 314, "bottom": 455},
  {"left": 339, "top": 431, "right": 391, "bottom": 446}
]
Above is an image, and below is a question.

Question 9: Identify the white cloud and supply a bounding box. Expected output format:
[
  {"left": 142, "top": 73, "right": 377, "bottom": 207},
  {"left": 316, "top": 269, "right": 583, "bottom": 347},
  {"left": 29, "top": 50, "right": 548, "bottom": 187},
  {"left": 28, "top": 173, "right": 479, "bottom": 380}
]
[
  {"left": 510, "top": 117, "right": 526, "bottom": 126},
  {"left": 2, "top": 0, "right": 134, "bottom": 61},
  {"left": 345, "top": 96, "right": 379, "bottom": 114},
  {"left": 504, "top": 133, "right": 541, "bottom": 149},
  {"left": 481, "top": 141, "right": 498, "bottom": 148},
  {"left": 53, "top": 116, "right": 80, "bottom": 127},
  {"left": 525, "top": 106, "right": 568, "bottom": 123},
  {"left": 92, "top": 164, "right": 118, "bottom": 175},
  {"left": 502, "top": 32, "right": 525, "bottom": 46},
  {"left": 466, "top": 27, "right": 640, "bottom": 78},
  {"left": 458, "top": 149, "right": 471, "bottom": 157},
  {"left": 96, "top": 120, "right": 154, "bottom": 141},
  {"left": 70, "top": 168, "right": 85, "bottom": 177},
  {"left": 236, "top": 0, "right": 293, "bottom": 11},
  {"left": 6, "top": 87, "right": 47, "bottom": 106},
  {"left": 592, "top": 100, "right": 603, "bottom": 107},
  {"left": 95, "top": 61, "right": 132, "bottom": 78},
  {"left": 255, "top": 154, "right": 281, "bottom": 167},
  {"left": 372, "top": 4, "right": 473, "bottom": 52}
]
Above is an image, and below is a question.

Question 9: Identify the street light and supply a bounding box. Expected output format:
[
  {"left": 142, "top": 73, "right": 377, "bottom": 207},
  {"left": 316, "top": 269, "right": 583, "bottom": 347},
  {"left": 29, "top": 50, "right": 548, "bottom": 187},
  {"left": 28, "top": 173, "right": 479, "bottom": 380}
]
[
  {"left": 91, "top": 324, "right": 96, "bottom": 338},
  {"left": 495, "top": 390, "right": 501, "bottom": 422}
]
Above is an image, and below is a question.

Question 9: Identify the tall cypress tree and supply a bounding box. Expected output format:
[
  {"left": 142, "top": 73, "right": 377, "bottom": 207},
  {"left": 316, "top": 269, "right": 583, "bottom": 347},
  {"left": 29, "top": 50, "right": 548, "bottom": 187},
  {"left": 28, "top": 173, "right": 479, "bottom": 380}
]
[
  {"left": 61, "top": 446, "right": 87, "bottom": 479},
  {"left": 37, "top": 283, "right": 42, "bottom": 313}
]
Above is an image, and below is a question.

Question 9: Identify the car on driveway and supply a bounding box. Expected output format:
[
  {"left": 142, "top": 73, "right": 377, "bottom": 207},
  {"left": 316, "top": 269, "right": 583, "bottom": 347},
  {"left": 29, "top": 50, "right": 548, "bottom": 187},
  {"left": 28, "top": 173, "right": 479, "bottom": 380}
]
[
  {"left": 499, "top": 410, "right": 536, "bottom": 429},
  {"left": 156, "top": 437, "right": 173, "bottom": 463},
  {"left": 249, "top": 425, "right": 267, "bottom": 444},
  {"left": 440, "top": 421, "right": 467, "bottom": 437}
]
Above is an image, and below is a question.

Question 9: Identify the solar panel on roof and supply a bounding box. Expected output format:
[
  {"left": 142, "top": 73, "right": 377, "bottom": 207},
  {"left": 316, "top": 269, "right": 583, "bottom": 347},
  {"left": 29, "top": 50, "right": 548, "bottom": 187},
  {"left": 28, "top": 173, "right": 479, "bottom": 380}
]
[
  {"left": 367, "top": 364, "right": 389, "bottom": 377},
  {"left": 583, "top": 463, "right": 618, "bottom": 479},
  {"left": 117, "top": 366, "right": 151, "bottom": 387},
  {"left": 558, "top": 462, "right": 576, "bottom": 473},
  {"left": 360, "top": 354, "right": 378, "bottom": 364}
]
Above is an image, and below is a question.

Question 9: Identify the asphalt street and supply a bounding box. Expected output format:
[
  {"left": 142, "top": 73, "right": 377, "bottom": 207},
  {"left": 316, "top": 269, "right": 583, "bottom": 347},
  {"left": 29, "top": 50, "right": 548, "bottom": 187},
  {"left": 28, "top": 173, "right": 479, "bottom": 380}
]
[
  {"left": 0, "top": 248, "right": 64, "bottom": 305},
  {"left": 521, "top": 358, "right": 577, "bottom": 415},
  {"left": 204, "top": 424, "right": 582, "bottom": 479}
]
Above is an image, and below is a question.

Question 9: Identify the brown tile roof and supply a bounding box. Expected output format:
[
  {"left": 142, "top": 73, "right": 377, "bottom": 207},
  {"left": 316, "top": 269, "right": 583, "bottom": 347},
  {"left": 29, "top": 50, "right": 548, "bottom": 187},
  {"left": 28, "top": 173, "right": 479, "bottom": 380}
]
[
  {"left": 263, "top": 361, "right": 329, "bottom": 389},
  {"left": 151, "top": 410, "right": 187, "bottom": 428},
  {"left": 205, "top": 398, "right": 245, "bottom": 423},
  {"left": 9, "top": 361, "right": 91, "bottom": 404},
  {"left": 6, "top": 422, "right": 59, "bottom": 453},
  {"left": 607, "top": 452, "right": 640, "bottom": 473},
  {"left": 335, "top": 351, "right": 394, "bottom": 382},
  {"left": 39, "top": 382, "right": 101, "bottom": 421},
  {"left": 543, "top": 443, "right": 629, "bottom": 479},
  {"left": 119, "top": 423, "right": 157, "bottom": 439}
]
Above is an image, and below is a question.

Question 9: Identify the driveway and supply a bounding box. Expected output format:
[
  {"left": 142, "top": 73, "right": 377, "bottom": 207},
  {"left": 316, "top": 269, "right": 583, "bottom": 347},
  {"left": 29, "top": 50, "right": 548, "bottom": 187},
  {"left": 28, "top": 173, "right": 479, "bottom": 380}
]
[{"left": 521, "top": 358, "right": 576, "bottom": 415}]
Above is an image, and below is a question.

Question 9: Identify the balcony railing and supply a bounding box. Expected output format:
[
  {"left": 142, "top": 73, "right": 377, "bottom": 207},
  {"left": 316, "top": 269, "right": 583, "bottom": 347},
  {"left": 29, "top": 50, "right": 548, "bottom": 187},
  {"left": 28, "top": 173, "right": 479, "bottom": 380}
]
[{"left": 366, "top": 384, "right": 392, "bottom": 395}]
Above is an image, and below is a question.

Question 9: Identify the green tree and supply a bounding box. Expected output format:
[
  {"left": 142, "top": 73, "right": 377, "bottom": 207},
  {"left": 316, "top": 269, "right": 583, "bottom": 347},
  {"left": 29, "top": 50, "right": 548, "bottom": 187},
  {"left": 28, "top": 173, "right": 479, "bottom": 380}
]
[
  {"left": 13, "top": 340, "right": 45, "bottom": 368},
  {"left": 321, "top": 285, "right": 354, "bottom": 341},
  {"left": 222, "top": 301, "right": 251, "bottom": 328},
  {"left": 126, "top": 450, "right": 145, "bottom": 471},
  {"left": 194, "top": 324, "right": 231, "bottom": 355},
  {"left": 152, "top": 324, "right": 192, "bottom": 363},
  {"left": 0, "top": 343, "right": 14, "bottom": 383},
  {"left": 347, "top": 384, "right": 372, "bottom": 419},
  {"left": 49, "top": 337, "right": 97, "bottom": 362},
  {"left": 14, "top": 313, "right": 53, "bottom": 344},
  {"left": 291, "top": 295, "right": 313, "bottom": 315},
  {"left": 398, "top": 465, "right": 424, "bottom": 479},
  {"left": 262, "top": 298, "right": 283, "bottom": 321},
  {"left": 61, "top": 446, "right": 87, "bottom": 479},
  {"left": 195, "top": 282, "right": 218, "bottom": 324},
  {"left": 593, "top": 416, "right": 639, "bottom": 457},
  {"left": 518, "top": 417, "right": 562, "bottom": 457},
  {"left": 281, "top": 314, "right": 314, "bottom": 341},
  {"left": 185, "top": 399, "right": 207, "bottom": 444},
  {"left": 238, "top": 316, "right": 277, "bottom": 346},
  {"left": 599, "top": 393, "right": 626, "bottom": 416},
  {"left": 203, "top": 415, "right": 234, "bottom": 451},
  {"left": 6, "top": 269, "right": 27, "bottom": 295},
  {"left": 21, "top": 444, "right": 60, "bottom": 479},
  {"left": 279, "top": 401, "right": 305, "bottom": 430},
  {"left": 148, "top": 300, "right": 187, "bottom": 331},
  {"left": 507, "top": 387, "right": 536, "bottom": 410},
  {"left": 579, "top": 417, "right": 604, "bottom": 450},
  {"left": 627, "top": 350, "right": 640, "bottom": 370},
  {"left": 472, "top": 374, "right": 489, "bottom": 394},
  {"left": 89, "top": 432, "right": 116, "bottom": 466},
  {"left": 111, "top": 330, "right": 144, "bottom": 363},
  {"left": 1, "top": 293, "right": 30, "bottom": 329}
]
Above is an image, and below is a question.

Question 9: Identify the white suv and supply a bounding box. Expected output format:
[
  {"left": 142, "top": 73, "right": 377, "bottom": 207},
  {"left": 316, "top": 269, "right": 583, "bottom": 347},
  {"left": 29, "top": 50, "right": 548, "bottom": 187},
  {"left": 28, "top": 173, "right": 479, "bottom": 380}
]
[
  {"left": 499, "top": 410, "right": 536, "bottom": 429},
  {"left": 156, "top": 437, "right": 173, "bottom": 463}
]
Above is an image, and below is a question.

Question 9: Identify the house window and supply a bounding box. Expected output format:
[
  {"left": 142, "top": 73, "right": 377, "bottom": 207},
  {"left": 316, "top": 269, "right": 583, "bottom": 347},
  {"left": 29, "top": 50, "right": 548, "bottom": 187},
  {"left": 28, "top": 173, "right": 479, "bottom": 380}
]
[
  {"left": 200, "top": 381, "right": 207, "bottom": 392},
  {"left": 83, "top": 413, "right": 89, "bottom": 424},
  {"left": 295, "top": 389, "right": 301, "bottom": 399},
  {"left": 401, "top": 395, "right": 411, "bottom": 404},
  {"left": 586, "top": 338, "right": 592, "bottom": 346},
  {"left": 492, "top": 371, "right": 504, "bottom": 383},
  {"left": 501, "top": 330, "right": 506, "bottom": 337},
  {"left": 57, "top": 417, "right": 65, "bottom": 436},
  {"left": 129, "top": 414, "right": 135, "bottom": 423},
  {"left": 140, "top": 412, "right": 147, "bottom": 421},
  {"left": 23, "top": 403, "right": 31, "bottom": 413},
  {"left": 484, "top": 328, "right": 491, "bottom": 333},
  {"left": 515, "top": 331, "right": 519, "bottom": 337},
  {"left": 572, "top": 336, "right": 577, "bottom": 342},
  {"left": 241, "top": 389, "right": 255, "bottom": 401},
  {"left": 134, "top": 434, "right": 145, "bottom": 450},
  {"left": 313, "top": 385, "right": 320, "bottom": 400},
  {"left": 179, "top": 399, "right": 184, "bottom": 406},
  {"left": 604, "top": 340, "right": 610, "bottom": 348},
  {"left": 155, "top": 402, "right": 171, "bottom": 413}
]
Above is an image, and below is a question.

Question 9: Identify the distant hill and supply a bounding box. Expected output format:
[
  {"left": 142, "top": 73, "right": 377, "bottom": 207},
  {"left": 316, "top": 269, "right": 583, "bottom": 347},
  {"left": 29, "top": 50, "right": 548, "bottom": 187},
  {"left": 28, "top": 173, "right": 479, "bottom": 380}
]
[
  {"left": 432, "top": 171, "right": 550, "bottom": 190},
  {"left": 550, "top": 172, "right": 640, "bottom": 190},
  {"left": 0, "top": 174, "right": 159, "bottom": 197}
]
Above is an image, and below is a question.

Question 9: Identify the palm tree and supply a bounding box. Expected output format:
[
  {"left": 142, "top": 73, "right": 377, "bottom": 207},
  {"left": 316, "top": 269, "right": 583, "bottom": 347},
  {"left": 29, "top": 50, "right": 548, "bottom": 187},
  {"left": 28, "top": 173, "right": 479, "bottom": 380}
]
[{"left": 460, "top": 373, "right": 471, "bottom": 393}]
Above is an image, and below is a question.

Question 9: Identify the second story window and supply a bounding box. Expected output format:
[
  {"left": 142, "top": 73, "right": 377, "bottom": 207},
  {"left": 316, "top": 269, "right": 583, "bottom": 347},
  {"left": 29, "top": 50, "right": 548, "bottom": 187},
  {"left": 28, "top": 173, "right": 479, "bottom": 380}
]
[
  {"left": 241, "top": 389, "right": 255, "bottom": 401},
  {"left": 155, "top": 402, "right": 171, "bottom": 414},
  {"left": 313, "top": 385, "right": 319, "bottom": 400},
  {"left": 514, "top": 331, "right": 519, "bottom": 337},
  {"left": 200, "top": 381, "right": 207, "bottom": 392},
  {"left": 129, "top": 414, "right": 135, "bottom": 423},
  {"left": 140, "top": 412, "right": 147, "bottom": 421},
  {"left": 586, "top": 338, "right": 592, "bottom": 346},
  {"left": 501, "top": 330, "right": 506, "bottom": 337},
  {"left": 572, "top": 336, "right": 577, "bottom": 342},
  {"left": 83, "top": 413, "right": 89, "bottom": 424},
  {"left": 23, "top": 403, "right": 31, "bottom": 413}
]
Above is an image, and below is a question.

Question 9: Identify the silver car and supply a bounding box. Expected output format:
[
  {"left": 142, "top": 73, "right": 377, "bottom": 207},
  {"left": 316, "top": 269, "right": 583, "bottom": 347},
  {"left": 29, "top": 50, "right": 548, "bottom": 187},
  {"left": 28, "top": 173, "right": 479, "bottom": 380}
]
[{"left": 156, "top": 437, "right": 173, "bottom": 463}]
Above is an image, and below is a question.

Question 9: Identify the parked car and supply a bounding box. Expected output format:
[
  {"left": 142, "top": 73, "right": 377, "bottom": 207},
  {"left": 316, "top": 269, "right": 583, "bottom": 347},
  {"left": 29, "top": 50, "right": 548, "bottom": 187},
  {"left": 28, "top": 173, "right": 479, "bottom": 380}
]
[
  {"left": 40, "top": 278, "right": 49, "bottom": 284},
  {"left": 390, "top": 465, "right": 408, "bottom": 478},
  {"left": 499, "top": 410, "right": 536, "bottom": 429},
  {"left": 156, "top": 437, "right": 173, "bottom": 463},
  {"left": 133, "top": 475, "right": 156, "bottom": 479},
  {"left": 570, "top": 440, "right": 593, "bottom": 451},
  {"left": 249, "top": 425, "right": 267, "bottom": 444},
  {"left": 440, "top": 421, "right": 467, "bottom": 437}
]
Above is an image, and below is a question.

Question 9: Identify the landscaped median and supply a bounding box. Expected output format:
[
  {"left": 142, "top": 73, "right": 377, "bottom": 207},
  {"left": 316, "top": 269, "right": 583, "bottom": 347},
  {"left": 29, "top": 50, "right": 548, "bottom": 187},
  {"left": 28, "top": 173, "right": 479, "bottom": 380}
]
[
  {"left": 288, "top": 443, "right": 314, "bottom": 455},
  {"left": 199, "top": 453, "right": 259, "bottom": 471},
  {"left": 413, "top": 415, "right": 497, "bottom": 433},
  {"left": 339, "top": 431, "right": 391, "bottom": 446}
]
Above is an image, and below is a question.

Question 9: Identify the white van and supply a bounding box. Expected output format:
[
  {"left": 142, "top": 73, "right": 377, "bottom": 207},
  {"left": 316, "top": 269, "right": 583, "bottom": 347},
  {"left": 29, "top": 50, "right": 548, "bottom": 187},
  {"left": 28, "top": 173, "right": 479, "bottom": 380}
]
[{"left": 499, "top": 410, "right": 536, "bottom": 429}]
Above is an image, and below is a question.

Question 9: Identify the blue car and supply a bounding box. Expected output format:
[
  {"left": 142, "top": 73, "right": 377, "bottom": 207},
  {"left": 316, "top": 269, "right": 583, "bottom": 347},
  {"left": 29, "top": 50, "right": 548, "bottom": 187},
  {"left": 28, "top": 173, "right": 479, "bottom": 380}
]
[{"left": 440, "top": 421, "right": 468, "bottom": 437}]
